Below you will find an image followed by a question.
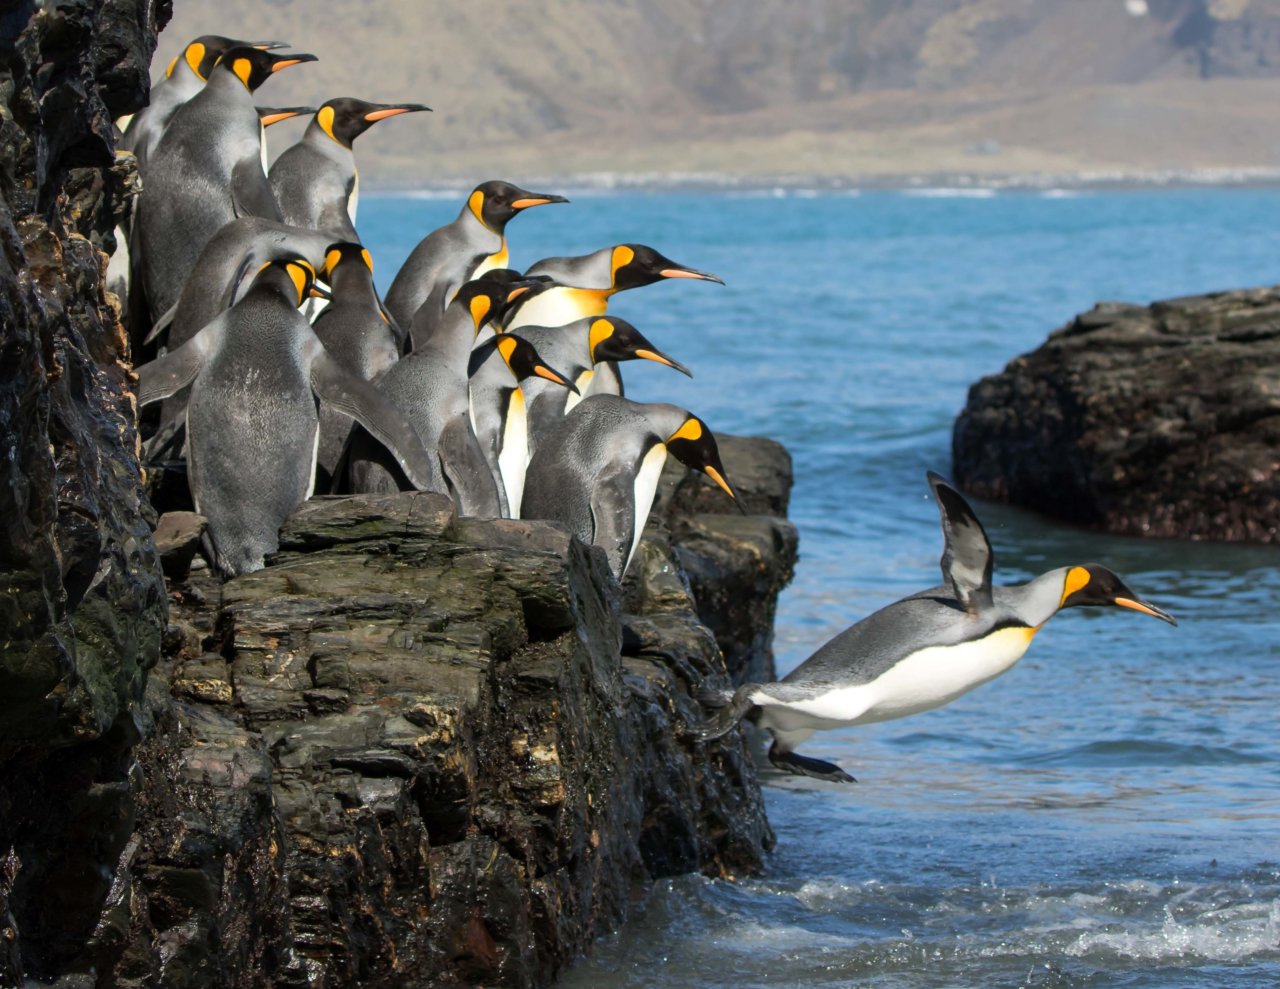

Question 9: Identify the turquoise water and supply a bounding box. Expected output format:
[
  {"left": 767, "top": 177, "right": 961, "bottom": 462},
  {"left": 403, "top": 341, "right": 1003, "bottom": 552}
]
[{"left": 362, "top": 188, "right": 1280, "bottom": 988}]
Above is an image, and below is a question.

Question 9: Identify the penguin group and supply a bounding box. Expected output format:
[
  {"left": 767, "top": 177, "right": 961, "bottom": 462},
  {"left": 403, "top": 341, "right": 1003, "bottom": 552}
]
[
  {"left": 119, "top": 33, "right": 737, "bottom": 581},
  {"left": 119, "top": 31, "right": 1177, "bottom": 788}
]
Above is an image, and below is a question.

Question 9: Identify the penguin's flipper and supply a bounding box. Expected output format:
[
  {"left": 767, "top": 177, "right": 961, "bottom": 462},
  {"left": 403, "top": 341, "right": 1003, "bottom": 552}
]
[
  {"left": 136, "top": 317, "right": 224, "bottom": 406},
  {"left": 438, "top": 416, "right": 501, "bottom": 517},
  {"left": 142, "top": 300, "right": 178, "bottom": 346},
  {"left": 230, "top": 159, "right": 283, "bottom": 222},
  {"left": 307, "top": 344, "right": 443, "bottom": 494},
  {"left": 767, "top": 741, "right": 857, "bottom": 784},
  {"left": 588, "top": 463, "right": 637, "bottom": 579},
  {"left": 927, "top": 471, "right": 993, "bottom": 615}
]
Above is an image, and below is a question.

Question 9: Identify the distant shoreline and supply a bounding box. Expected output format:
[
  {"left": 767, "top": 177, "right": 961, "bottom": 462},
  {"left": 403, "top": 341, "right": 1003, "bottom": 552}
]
[{"left": 365, "top": 167, "right": 1280, "bottom": 196}]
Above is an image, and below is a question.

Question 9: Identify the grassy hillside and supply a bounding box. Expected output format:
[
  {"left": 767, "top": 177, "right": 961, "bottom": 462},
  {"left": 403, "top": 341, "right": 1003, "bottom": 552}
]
[{"left": 153, "top": 0, "right": 1280, "bottom": 186}]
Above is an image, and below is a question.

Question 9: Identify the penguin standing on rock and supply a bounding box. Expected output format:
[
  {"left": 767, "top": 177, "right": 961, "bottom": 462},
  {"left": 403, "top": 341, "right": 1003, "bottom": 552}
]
[
  {"left": 506, "top": 245, "right": 722, "bottom": 395},
  {"left": 343, "top": 278, "right": 541, "bottom": 513},
  {"left": 384, "top": 180, "right": 568, "bottom": 328},
  {"left": 521, "top": 395, "right": 737, "bottom": 579},
  {"left": 120, "top": 36, "right": 288, "bottom": 170},
  {"left": 514, "top": 316, "right": 691, "bottom": 452},
  {"left": 693, "top": 472, "right": 1178, "bottom": 783},
  {"left": 311, "top": 243, "right": 403, "bottom": 490},
  {"left": 134, "top": 257, "right": 440, "bottom": 577},
  {"left": 138, "top": 46, "right": 318, "bottom": 324},
  {"left": 269, "top": 97, "right": 431, "bottom": 242}
]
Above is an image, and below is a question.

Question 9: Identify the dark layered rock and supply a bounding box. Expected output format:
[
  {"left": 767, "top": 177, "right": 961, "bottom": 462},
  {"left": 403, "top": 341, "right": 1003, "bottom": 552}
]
[
  {"left": 953, "top": 288, "right": 1280, "bottom": 542},
  {"left": 0, "top": 0, "right": 170, "bottom": 982},
  {"left": 100, "top": 439, "right": 793, "bottom": 988}
]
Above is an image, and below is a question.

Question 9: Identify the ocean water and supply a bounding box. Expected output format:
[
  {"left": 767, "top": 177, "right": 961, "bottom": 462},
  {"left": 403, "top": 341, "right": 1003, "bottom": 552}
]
[{"left": 360, "top": 188, "right": 1280, "bottom": 988}]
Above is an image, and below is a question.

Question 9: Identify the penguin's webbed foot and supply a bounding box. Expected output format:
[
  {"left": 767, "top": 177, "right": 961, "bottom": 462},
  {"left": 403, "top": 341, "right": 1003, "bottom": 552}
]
[
  {"left": 768, "top": 742, "right": 856, "bottom": 784},
  {"left": 686, "top": 684, "right": 759, "bottom": 742}
]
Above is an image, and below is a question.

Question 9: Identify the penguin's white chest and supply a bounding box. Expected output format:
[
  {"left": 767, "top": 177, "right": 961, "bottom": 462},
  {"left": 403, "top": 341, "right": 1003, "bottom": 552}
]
[
  {"left": 761, "top": 626, "right": 1038, "bottom": 731},
  {"left": 507, "top": 287, "right": 609, "bottom": 329},
  {"left": 471, "top": 238, "right": 508, "bottom": 280},
  {"left": 622, "top": 443, "right": 668, "bottom": 576},
  {"left": 497, "top": 388, "right": 528, "bottom": 518}
]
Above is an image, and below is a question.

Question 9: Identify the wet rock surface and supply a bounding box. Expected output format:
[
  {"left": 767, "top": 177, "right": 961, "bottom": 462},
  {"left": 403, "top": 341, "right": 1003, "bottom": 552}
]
[
  {"left": 116, "top": 440, "right": 793, "bottom": 988},
  {"left": 953, "top": 288, "right": 1280, "bottom": 542},
  {"left": 1, "top": 0, "right": 170, "bottom": 983}
]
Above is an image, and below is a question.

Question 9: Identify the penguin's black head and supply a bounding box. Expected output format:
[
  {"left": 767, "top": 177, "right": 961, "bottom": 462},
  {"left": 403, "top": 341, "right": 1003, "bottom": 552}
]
[
  {"left": 175, "top": 36, "right": 290, "bottom": 82},
  {"left": 664, "top": 415, "right": 736, "bottom": 501},
  {"left": 468, "top": 181, "right": 569, "bottom": 233},
  {"left": 314, "top": 97, "right": 431, "bottom": 148},
  {"left": 494, "top": 334, "right": 578, "bottom": 391},
  {"left": 258, "top": 106, "right": 315, "bottom": 127},
  {"left": 588, "top": 316, "right": 692, "bottom": 376},
  {"left": 217, "top": 47, "right": 318, "bottom": 93},
  {"left": 453, "top": 279, "right": 524, "bottom": 334},
  {"left": 321, "top": 241, "right": 374, "bottom": 279},
  {"left": 1059, "top": 564, "right": 1177, "bottom": 625},
  {"left": 256, "top": 257, "right": 327, "bottom": 307},
  {"left": 608, "top": 244, "right": 724, "bottom": 291}
]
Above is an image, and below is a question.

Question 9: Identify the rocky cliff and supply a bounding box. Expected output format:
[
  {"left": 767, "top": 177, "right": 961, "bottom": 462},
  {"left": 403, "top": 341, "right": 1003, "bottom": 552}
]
[
  {"left": 111, "top": 440, "right": 793, "bottom": 988},
  {"left": 1, "top": 0, "right": 170, "bottom": 982},
  {"left": 953, "top": 287, "right": 1280, "bottom": 542},
  {"left": 0, "top": 5, "right": 797, "bottom": 985}
]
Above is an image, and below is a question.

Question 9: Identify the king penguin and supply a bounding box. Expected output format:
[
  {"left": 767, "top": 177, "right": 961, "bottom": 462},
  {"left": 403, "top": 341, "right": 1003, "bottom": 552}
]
[
  {"left": 514, "top": 316, "right": 691, "bottom": 453},
  {"left": 311, "top": 242, "right": 402, "bottom": 491},
  {"left": 467, "top": 334, "right": 576, "bottom": 519},
  {"left": 343, "top": 278, "right": 539, "bottom": 514},
  {"left": 506, "top": 244, "right": 721, "bottom": 395},
  {"left": 120, "top": 36, "right": 287, "bottom": 172},
  {"left": 694, "top": 472, "right": 1178, "bottom": 783},
  {"left": 269, "top": 97, "right": 431, "bottom": 242},
  {"left": 138, "top": 45, "right": 317, "bottom": 325},
  {"left": 521, "top": 395, "right": 737, "bottom": 579},
  {"left": 134, "top": 257, "right": 440, "bottom": 577},
  {"left": 383, "top": 180, "right": 568, "bottom": 328}
]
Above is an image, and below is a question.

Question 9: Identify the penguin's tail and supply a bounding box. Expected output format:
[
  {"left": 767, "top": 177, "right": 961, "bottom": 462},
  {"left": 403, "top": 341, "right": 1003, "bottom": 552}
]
[{"left": 694, "top": 683, "right": 734, "bottom": 709}]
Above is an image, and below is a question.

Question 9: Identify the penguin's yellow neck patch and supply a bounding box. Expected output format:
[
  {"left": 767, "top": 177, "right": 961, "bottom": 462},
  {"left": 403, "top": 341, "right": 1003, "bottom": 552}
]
[
  {"left": 588, "top": 318, "right": 615, "bottom": 360},
  {"left": 668, "top": 418, "right": 702, "bottom": 444},
  {"left": 361, "top": 248, "right": 374, "bottom": 273},
  {"left": 185, "top": 42, "right": 207, "bottom": 79},
  {"left": 1060, "top": 566, "right": 1091, "bottom": 607},
  {"left": 469, "top": 294, "right": 492, "bottom": 330},
  {"left": 165, "top": 55, "right": 179, "bottom": 79},
  {"left": 468, "top": 189, "right": 488, "bottom": 230},
  {"left": 285, "top": 263, "right": 309, "bottom": 305},
  {"left": 610, "top": 245, "right": 635, "bottom": 284},
  {"left": 317, "top": 105, "right": 341, "bottom": 145},
  {"left": 232, "top": 57, "right": 253, "bottom": 90},
  {"left": 497, "top": 335, "right": 518, "bottom": 364},
  {"left": 323, "top": 249, "right": 343, "bottom": 277}
]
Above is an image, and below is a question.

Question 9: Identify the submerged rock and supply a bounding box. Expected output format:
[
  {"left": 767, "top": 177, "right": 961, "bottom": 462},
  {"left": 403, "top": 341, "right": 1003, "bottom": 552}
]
[{"left": 953, "top": 288, "right": 1280, "bottom": 542}]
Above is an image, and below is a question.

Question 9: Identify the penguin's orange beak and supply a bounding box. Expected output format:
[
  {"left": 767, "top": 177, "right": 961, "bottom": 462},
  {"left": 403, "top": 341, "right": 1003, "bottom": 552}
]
[{"left": 363, "top": 103, "right": 431, "bottom": 121}]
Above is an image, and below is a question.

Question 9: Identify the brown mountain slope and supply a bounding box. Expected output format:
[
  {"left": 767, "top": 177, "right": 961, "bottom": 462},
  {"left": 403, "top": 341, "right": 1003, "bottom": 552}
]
[{"left": 152, "top": 0, "right": 1280, "bottom": 184}]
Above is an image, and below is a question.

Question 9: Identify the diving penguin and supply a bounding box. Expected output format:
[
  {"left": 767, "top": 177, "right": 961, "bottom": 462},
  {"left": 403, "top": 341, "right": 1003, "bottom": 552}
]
[
  {"left": 514, "top": 316, "right": 691, "bottom": 453},
  {"left": 134, "top": 258, "right": 440, "bottom": 577},
  {"left": 694, "top": 472, "right": 1178, "bottom": 783},
  {"left": 137, "top": 45, "right": 317, "bottom": 324},
  {"left": 383, "top": 180, "right": 568, "bottom": 328},
  {"left": 521, "top": 395, "right": 737, "bottom": 579},
  {"left": 311, "top": 243, "right": 402, "bottom": 491},
  {"left": 269, "top": 97, "right": 431, "bottom": 242}
]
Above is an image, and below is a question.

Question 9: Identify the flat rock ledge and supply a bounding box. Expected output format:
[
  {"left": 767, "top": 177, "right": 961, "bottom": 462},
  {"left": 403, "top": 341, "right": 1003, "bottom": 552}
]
[
  {"left": 80, "top": 437, "right": 795, "bottom": 989},
  {"left": 953, "top": 287, "right": 1280, "bottom": 542}
]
